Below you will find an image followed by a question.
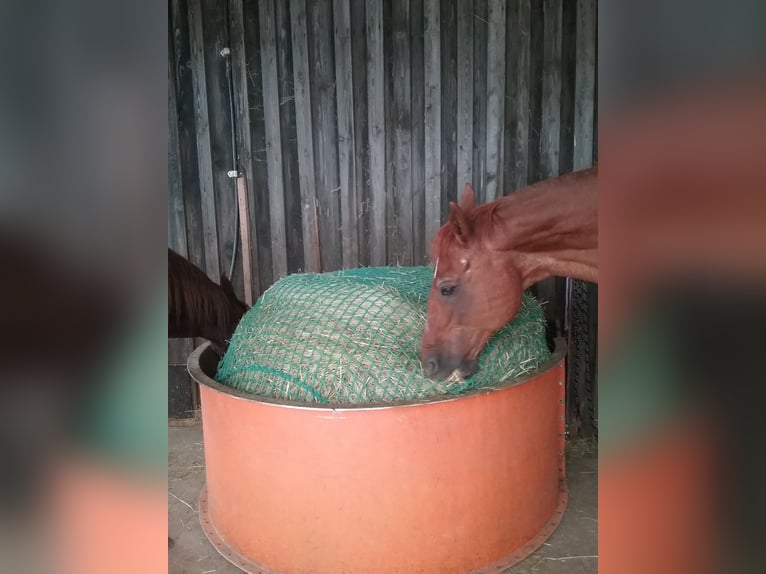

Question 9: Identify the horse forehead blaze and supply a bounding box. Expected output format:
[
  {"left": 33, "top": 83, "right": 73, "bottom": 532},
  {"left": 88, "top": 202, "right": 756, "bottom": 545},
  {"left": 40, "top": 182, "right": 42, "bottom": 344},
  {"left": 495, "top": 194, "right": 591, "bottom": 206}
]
[
  {"left": 432, "top": 253, "right": 458, "bottom": 280},
  {"left": 430, "top": 229, "right": 470, "bottom": 279}
]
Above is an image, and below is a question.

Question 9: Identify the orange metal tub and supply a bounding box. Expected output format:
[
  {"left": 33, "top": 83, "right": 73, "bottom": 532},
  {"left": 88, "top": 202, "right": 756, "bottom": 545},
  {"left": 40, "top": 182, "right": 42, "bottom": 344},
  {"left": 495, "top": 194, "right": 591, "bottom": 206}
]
[{"left": 188, "top": 341, "right": 567, "bottom": 574}]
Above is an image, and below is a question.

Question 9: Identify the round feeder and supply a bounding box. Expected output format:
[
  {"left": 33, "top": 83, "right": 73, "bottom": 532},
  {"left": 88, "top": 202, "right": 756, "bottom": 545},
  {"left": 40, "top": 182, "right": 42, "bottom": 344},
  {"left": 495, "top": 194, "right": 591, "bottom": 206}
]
[{"left": 189, "top": 341, "right": 568, "bottom": 574}]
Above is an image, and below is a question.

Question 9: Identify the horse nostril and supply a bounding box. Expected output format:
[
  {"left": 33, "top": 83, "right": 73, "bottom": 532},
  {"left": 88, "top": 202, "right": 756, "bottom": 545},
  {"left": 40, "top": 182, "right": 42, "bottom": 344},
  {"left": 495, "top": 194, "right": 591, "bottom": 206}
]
[{"left": 425, "top": 358, "right": 438, "bottom": 377}]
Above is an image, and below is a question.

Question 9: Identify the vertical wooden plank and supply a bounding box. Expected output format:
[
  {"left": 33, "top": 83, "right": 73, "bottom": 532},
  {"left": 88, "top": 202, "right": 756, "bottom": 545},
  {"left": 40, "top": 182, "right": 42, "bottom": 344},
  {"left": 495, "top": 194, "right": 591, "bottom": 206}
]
[
  {"left": 383, "top": 1, "right": 395, "bottom": 266},
  {"left": 592, "top": 37, "right": 598, "bottom": 162},
  {"left": 172, "top": 0, "right": 205, "bottom": 270},
  {"left": 289, "top": 0, "right": 320, "bottom": 272},
  {"left": 558, "top": 0, "right": 577, "bottom": 175},
  {"left": 168, "top": 45, "right": 189, "bottom": 257},
  {"left": 502, "top": 0, "right": 511, "bottom": 194},
  {"left": 274, "top": 0, "right": 304, "bottom": 274},
  {"left": 410, "top": 0, "right": 426, "bottom": 263},
  {"left": 472, "top": 0, "right": 487, "bottom": 201},
  {"left": 188, "top": 0, "right": 221, "bottom": 279},
  {"left": 423, "top": 0, "right": 441, "bottom": 245},
  {"left": 541, "top": 0, "right": 562, "bottom": 179},
  {"left": 456, "top": 0, "right": 473, "bottom": 198},
  {"left": 334, "top": 0, "right": 359, "bottom": 268},
  {"left": 366, "top": 0, "right": 386, "bottom": 265},
  {"left": 574, "top": 0, "right": 595, "bottom": 170},
  {"left": 203, "top": 0, "right": 238, "bottom": 289},
  {"left": 168, "top": 16, "right": 196, "bottom": 368},
  {"left": 258, "top": 0, "right": 289, "bottom": 279},
  {"left": 308, "top": 0, "right": 342, "bottom": 271},
  {"left": 242, "top": 0, "right": 273, "bottom": 292},
  {"left": 507, "top": 0, "right": 531, "bottom": 194},
  {"left": 539, "top": 0, "right": 563, "bottom": 337},
  {"left": 392, "top": 0, "right": 413, "bottom": 265},
  {"left": 228, "top": 0, "right": 261, "bottom": 295},
  {"left": 350, "top": 1, "right": 369, "bottom": 266},
  {"left": 484, "top": 0, "right": 506, "bottom": 201},
  {"left": 592, "top": 4, "right": 598, "bottom": 163},
  {"left": 527, "top": 0, "right": 543, "bottom": 184},
  {"left": 440, "top": 0, "right": 457, "bottom": 212}
]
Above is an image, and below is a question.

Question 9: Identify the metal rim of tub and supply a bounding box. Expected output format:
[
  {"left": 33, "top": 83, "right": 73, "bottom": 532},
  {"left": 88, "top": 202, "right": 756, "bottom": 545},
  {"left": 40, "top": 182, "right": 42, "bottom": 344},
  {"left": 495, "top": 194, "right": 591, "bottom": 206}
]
[
  {"left": 190, "top": 340, "right": 569, "bottom": 574},
  {"left": 189, "top": 339, "right": 567, "bottom": 411}
]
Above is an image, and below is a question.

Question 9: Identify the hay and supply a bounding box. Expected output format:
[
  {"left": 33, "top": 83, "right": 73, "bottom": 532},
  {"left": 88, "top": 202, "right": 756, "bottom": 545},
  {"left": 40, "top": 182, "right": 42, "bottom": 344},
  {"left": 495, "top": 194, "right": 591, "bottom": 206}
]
[{"left": 216, "top": 266, "right": 550, "bottom": 404}]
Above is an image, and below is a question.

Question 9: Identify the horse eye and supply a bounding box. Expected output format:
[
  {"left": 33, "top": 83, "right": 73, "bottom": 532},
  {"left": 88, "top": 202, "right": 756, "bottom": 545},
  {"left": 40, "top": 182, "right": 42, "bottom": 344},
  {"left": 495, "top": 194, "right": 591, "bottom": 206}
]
[{"left": 440, "top": 284, "right": 456, "bottom": 297}]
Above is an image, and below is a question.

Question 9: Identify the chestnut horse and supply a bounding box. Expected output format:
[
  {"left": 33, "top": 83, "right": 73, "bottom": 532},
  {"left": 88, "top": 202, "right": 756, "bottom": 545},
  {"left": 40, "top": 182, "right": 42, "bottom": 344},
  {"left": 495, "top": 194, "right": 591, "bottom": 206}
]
[
  {"left": 168, "top": 248, "right": 249, "bottom": 355},
  {"left": 421, "top": 167, "right": 598, "bottom": 380}
]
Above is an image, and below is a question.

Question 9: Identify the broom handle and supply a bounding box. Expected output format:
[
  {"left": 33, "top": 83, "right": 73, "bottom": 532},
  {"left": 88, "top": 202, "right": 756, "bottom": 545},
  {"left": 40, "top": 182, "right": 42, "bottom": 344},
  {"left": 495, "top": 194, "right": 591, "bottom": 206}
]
[{"left": 236, "top": 176, "right": 254, "bottom": 306}]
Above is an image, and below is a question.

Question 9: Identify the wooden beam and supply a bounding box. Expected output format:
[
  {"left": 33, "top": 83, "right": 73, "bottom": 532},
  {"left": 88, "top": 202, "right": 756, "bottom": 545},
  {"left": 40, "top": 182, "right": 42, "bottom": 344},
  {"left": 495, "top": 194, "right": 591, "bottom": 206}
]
[
  {"left": 258, "top": 0, "right": 288, "bottom": 279},
  {"left": 228, "top": 0, "right": 259, "bottom": 299},
  {"left": 539, "top": 0, "right": 564, "bottom": 334},
  {"left": 439, "top": 0, "right": 457, "bottom": 208},
  {"left": 541, "top": 0, "right": 562, "bottom": 179},
  {"left": 171, "top": 0, "right": 205, "bottom": 270},
  {"left": 472, "top": 0, "right": 487, "bottom": 200},
  {"left": 289, "top": 0, "right": 320, "bottom": 273},
  {"left": 410, "top": 0, "right": 426, "bottom": 263},
  {"left": 484, "top": 0, "right": 506, "bottom": 201},
  {"left": 557, "top": 0, "right": 576, "bottom": 175},
  {"left": 188, "top": 0, "right": 221, "bottom": 279},
  {"left": 392, "top": 0, "right": 413, "bottom": 265},
  {"left": 574, "top": 0, "right": 595, "bottom": 170},
  {"left": 334, "top": 0, "right": 359, "bottom": 268},
  {"left": 168, "top": 43, "right": 189, "bottom": 258},
  {"left": 350, "top": 1, "right": 369, "bottom": 266},
  {"left": 168, "top": 14, "right": 195, "bottom": 366},
  {"left": 456, "top": 0, "right": 473, "bottom": 199},
  {"left": 514, "top": 0, "right": 531, "bottom": 189},
  {"left": 424, "top": 0, "right": 441, "bottom": 248},
  {"left": 527, "top": 0, "right": 543, "bottom": 183},
  {"left": 366, "top": 0, "right": 386, "bottom": 265},
  {"left": 274, "top": 0, "right": 301, "bottom": 275},
  {"left": 202, "top": 0, "right": 239, "bottom": 288},
  {"left": 309, "top": 0, "right": 342, "bottom": 271}
]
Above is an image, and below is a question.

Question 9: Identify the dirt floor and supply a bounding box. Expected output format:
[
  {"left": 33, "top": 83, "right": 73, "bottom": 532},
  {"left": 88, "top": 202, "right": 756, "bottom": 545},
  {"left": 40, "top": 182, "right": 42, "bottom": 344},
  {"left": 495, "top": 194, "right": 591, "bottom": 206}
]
[{"left": 169, "top": 424, "right": 597, "bottom": 574}]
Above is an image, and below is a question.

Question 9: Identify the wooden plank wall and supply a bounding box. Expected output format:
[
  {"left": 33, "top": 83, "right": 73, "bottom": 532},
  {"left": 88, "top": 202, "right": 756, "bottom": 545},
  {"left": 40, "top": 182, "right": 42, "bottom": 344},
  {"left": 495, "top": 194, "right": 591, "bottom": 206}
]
[{"left": 168, "top": 0, "right": 598, "bottom": 357}]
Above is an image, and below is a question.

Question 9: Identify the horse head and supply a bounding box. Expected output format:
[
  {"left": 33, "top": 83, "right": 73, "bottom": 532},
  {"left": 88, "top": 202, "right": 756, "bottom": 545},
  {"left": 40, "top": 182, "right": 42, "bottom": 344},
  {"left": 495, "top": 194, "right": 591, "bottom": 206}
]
[
  {"left": 420, "top": 184, "right": 524, "bottom": 381},
  {"left": 421, "top": 168, "right": 598, "bottom": 381}
]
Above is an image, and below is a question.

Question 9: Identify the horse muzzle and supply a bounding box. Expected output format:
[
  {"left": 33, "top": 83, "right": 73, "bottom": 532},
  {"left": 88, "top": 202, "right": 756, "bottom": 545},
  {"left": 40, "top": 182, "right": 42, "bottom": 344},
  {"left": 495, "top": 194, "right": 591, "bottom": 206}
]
[{"left": 421, "top": 350, "right": 478, "bottom": 381}]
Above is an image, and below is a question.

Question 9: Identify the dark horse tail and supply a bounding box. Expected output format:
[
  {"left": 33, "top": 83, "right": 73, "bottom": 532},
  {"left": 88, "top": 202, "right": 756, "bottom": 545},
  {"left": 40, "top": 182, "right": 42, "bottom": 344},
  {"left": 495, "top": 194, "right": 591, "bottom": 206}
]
[{"left": 168, "top": 249, "right": 248, "bottom": 354}]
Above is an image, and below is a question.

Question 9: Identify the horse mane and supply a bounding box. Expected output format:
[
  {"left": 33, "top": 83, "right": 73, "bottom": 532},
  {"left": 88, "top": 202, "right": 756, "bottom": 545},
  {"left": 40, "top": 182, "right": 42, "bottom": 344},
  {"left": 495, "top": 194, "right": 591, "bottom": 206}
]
[
  {"left": 431, "top": 167, "right": 598, "bottom": 285},
  {"left": 432, "top": 167, "right": 598, "bottom": 258},
  {"left": 485, "top": 168, "right": 597, "bottom": 251},
  {"left": 168, "top": 249, "right": 247, "bottom": 348}
]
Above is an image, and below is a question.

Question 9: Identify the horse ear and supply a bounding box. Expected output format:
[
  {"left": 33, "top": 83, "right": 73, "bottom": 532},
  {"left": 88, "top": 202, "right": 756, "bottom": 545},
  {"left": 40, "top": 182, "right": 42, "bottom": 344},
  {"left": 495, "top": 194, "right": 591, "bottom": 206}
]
[
  {"left": 448, "top": 202, "right": 472, "bottom": 245},
  {"left": 220, "top": 274, "right": 235, "bottom": 296},
  {"left": 459, "top": 183, "right": 476, "bottom": 211}
]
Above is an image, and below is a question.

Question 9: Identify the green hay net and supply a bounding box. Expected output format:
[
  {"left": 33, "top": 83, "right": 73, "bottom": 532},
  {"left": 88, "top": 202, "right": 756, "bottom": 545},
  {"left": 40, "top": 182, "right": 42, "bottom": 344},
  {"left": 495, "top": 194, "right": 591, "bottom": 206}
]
[{"left": 216, "top": 266, "right": 550, "bottom": 404}]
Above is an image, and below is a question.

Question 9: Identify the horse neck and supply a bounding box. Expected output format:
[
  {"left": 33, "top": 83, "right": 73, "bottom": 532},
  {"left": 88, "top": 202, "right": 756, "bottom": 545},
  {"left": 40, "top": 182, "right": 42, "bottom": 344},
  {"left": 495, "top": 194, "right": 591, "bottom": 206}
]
[
  {"left": 480, "top": 168, "right": 598, "bottom": 287},
  {"left": 169, "top": 291, "right": 232, "bottom": 344},
  {"left": 168, "top": 252, "right": 243, "bottom": 348},
  {"left": 198, "top": 291, "right": 242, "bottom": 347}
]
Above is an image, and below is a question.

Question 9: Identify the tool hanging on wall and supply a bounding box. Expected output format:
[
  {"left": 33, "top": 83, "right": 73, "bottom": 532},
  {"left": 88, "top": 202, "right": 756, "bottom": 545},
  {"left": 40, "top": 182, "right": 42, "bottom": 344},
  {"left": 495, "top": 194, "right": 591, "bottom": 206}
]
[{"left": 221, "top": 0, "right": 253, "bottom": 306}]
